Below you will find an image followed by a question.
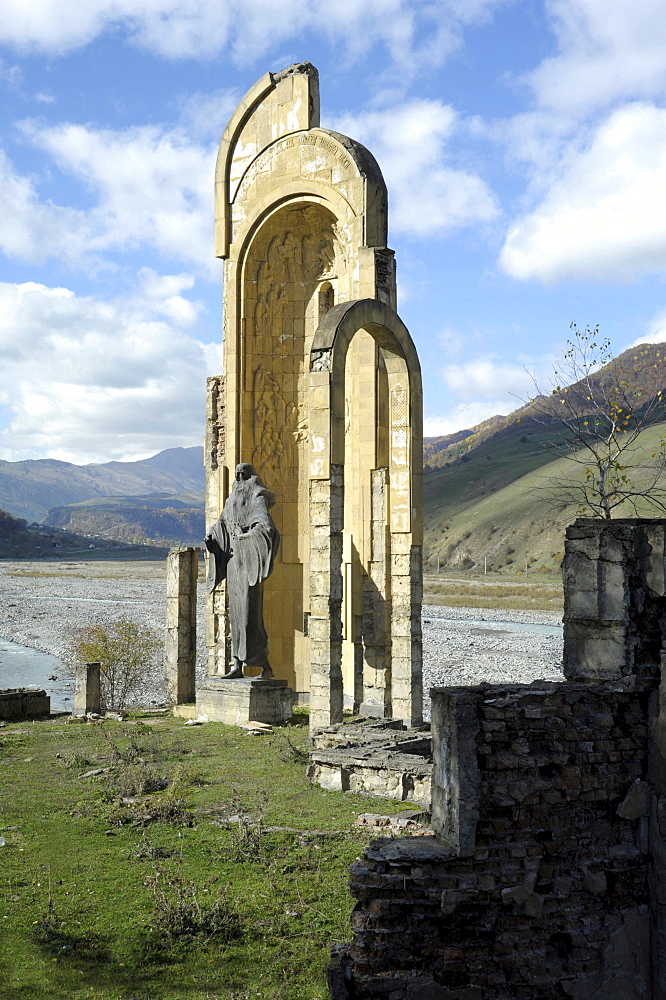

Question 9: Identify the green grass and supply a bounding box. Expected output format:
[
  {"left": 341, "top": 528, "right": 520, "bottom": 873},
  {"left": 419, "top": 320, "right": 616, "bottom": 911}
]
[
  {"left": 0, "top": 715, "right": 410, "bottom": 999},
  {"left": 424, "top": 420, "right": 666, "bottom": 577},
  {"left": 423, "top": 423, "right": 557, "bottom": 521}
]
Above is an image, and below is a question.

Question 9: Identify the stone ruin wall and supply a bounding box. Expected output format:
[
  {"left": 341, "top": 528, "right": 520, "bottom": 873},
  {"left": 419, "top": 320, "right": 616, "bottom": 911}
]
[
  {"left": 330, "top": 519, "right": 666, "bottom": 1000},
  {"left": 332, "top": 683, "right": 651, "bottom": 999}
]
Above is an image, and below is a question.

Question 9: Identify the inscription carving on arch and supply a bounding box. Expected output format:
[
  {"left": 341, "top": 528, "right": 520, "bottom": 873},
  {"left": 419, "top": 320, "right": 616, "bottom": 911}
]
[{"left": 233, "top": 133, "right": 356, "bottom": 207}]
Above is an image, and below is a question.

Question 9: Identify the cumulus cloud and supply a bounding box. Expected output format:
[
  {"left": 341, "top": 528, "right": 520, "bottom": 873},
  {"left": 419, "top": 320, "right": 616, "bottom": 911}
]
[
  {"left": 16, "top": 119, "right": 218, "bottom": 275},
  {"left": 0, "top": 0, "right": 505, "bottom": 69},
  {"left": 628, "top": 310, "right": 666, "bottom": 349},
  {"left": 0, "top": 279, "right": 217, "bottom": 462},
  {"left": 424, "top": 402, "right": 510, "bottom": 438},
  {"left": 499, "top": 103, "right": 666, "bottom": 282},
  {"left": 0, "top": 148, "right": 90, "bottom": 265},
  {"left": 331, "top": 100, "right": 499, "bottom": 238},
  {"left": 423, "top": 355, "right": 547, "bottom": 437},
  {"left": 527, "top": 0, "right": 666, "bottom": 116},
  {"left": 441, "top": 357, "right": 536, "bottom": 401},
  {"left": 496, "top": 0, "right": 666, "bottom": 285}
]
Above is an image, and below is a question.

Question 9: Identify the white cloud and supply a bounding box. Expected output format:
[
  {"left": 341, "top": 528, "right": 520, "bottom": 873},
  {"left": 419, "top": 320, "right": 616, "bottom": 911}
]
[
  {"left": 424, "top": 402, "right": 509, "bottom": 438},
  {"left": 0, "top": 57, "right": 22, "bottom": 89},
  {"left": 175, "top": 88, "right": 238, "bottom": 142},
  {"left": 0, "top": 279, "right": 215, "bottom": 462},
  {"left": 628, "top": 310, "right": 666, "bottom": 349},
  {"left": 499, "top": 103, "right": 666, "bottom": 282},
  {"left": 18, "top": 119, "right": 218, "bottom": 275},
  {"left": 528, "top": 0, "right": 666, "bottom": 116},
  {"left": 424, "top": 355, "right": 546, "bottom": 437},
  {"left": 0, "top": 0, "right": 505, "bottom": 69},
  {"left": 496, "top": 0, "right": 666, "bottom": 285},
  {"left": 0, "top": 148, "right": 90, "bottom": 265},
  {"left": 441, "top": 358, "right": 535, "bottom": 400},
  {"left": 0, "top": 121, "right": 219, "bottom": 276},
  {"left": 331, "top": 100, "right": 499, "bottom": 238}
]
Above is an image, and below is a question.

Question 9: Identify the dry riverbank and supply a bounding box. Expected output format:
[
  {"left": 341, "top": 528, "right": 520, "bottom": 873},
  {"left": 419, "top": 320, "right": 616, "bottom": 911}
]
[{"left": 0, "top": 560, "right": 563, "bottom": 714}]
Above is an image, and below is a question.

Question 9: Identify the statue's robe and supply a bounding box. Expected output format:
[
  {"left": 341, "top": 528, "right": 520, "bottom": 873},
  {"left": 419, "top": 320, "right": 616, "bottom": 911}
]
[{"left": 205, "top": 476, "right": 279, "bottom": 667}]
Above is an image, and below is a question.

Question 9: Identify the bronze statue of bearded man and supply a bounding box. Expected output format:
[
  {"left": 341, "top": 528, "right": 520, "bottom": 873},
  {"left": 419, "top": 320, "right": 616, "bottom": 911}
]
[{"left": 205, "top": 463, "right": 280, "bottom": 679}]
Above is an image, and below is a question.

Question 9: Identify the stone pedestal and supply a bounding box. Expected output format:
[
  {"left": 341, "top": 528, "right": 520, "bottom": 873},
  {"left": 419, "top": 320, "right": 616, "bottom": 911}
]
[
  {"left": 196, "top": 677, "right": 293, "bottom": 726},
  {"left": 73, "top": 662, "right": 101, "bottom": 717}
]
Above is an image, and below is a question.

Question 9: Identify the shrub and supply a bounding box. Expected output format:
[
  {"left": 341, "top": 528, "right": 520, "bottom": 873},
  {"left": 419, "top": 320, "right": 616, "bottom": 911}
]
[
  {"left": 140, "top": 863, "right": 243, "bottom": 959},
  {"left": 67, "top": 617, "right": 160, "bottom": 710}
]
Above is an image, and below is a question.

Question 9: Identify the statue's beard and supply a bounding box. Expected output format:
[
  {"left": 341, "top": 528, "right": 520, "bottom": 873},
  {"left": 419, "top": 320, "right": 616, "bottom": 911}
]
[
  {"left": 233, "top": 478, "right": 255, "bottom": 501},
  {"left": 226, "top": 476, "right": 260, "bottom": 533}
]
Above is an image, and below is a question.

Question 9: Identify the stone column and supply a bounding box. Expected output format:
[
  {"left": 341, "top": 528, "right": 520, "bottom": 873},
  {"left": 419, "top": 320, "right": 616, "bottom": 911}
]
[
  {"left": 389, "top": 534, "right": 423, "bottom": 725},
  {"left": 73, "top": 662, "right": 100, "bottom": 716},
  {"left": 165, "top": 546, "right": 199, "bottom": 704},
  {"left": 309, "top": 466, "right": 344, "bottom": 730},
  {"left": 360, "top": 468, "right": 391, "bottom": 717},
  {"left": 563, "top": 518, "right": 666, "bottom": 685}
]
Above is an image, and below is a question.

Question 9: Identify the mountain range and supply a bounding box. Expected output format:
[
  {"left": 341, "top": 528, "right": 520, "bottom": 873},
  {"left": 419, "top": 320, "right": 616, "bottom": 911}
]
[
  {"left": 1, "top": 342, "right": 665, "bottom": 559},
  {"left": 0, "top": 446, "right": 205, "bottom": 522}
]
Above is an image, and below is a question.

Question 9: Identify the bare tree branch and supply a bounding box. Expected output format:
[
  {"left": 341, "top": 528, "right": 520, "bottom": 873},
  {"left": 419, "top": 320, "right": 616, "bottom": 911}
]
[{"left": 521, "top": 324, "right": 666, "bottom": 519}]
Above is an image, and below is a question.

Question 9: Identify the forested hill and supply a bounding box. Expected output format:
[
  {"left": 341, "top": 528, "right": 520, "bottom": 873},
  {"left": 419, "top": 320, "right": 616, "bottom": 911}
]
[{"left": 0, "top": 508, "right": 167, "bottom": 559}]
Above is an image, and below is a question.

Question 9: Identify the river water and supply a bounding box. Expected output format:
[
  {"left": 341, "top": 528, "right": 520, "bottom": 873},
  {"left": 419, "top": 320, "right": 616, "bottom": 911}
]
[
  {"left": 0, "top": 637, "right": 72, "bottom": 713},
  {"left": 0, "top": 611, "right": 561, "bottom": 720},
  {"left": 424, "top": 615, "right": 563, "bottom": 637}
]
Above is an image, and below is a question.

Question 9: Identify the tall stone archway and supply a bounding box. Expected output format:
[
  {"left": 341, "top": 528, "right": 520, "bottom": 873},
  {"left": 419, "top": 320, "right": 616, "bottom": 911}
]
[{"left": 206, "top": 63, "right": 423, "bottom": 728}]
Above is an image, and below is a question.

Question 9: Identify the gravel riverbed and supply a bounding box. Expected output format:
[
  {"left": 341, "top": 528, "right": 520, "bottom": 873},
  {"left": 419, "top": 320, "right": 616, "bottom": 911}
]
[{"left": 0, "top": 561, "right": 564, "bottom": 715}]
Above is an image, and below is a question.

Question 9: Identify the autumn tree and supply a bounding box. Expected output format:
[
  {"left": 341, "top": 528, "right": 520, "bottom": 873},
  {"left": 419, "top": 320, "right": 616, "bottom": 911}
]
[
  {"left": 525, "top": 324, "right": 666, "bottom": 519},
  {"left": 67, "top": 617, "right": 160, "bottom": 710}
]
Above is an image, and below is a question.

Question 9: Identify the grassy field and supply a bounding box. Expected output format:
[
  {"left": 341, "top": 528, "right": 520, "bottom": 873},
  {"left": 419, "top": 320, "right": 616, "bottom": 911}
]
[
  {"left": 423, "top": 419, "right": 666, "bottom": 577},
  {"left": 0, "top": 712, "right": 412, "bottom": 1000},
  {"left": 423, "top": 572, "right": 564, "bottom": 613}
]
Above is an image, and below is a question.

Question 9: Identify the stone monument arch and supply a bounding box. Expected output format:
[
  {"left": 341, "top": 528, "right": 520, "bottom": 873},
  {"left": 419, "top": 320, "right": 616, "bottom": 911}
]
[{"left": 206, "top": 62, "right": 423, "bottom": 729}]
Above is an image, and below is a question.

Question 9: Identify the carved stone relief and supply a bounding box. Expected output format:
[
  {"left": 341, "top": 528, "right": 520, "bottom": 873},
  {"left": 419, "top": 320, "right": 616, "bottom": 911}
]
[
  {"left": 246, "top": 205, "right": 340, "bottom": 499},
  {"left": 252, "top": 368, "right": 308, "bottom": 493},
  {"left": 389, "top": 381, "right": 410, "bottom": 532},
  {"left": 311, "top": 349, "right": 332, "bottom": 372}
]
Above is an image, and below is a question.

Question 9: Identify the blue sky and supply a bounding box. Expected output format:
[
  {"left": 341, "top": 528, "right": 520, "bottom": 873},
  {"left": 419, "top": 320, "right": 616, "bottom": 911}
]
[{"left": 0, "top": 0, "right": 665, "bottom": 463}]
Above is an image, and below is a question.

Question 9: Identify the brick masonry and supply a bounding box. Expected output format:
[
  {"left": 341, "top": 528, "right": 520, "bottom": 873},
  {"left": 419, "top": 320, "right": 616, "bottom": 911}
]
[
  {"left": 330, "top": 520, "right": 666, "bottom": 999},
  {"left": 332, "top": 683, "right": 652, "bottom": 999}
]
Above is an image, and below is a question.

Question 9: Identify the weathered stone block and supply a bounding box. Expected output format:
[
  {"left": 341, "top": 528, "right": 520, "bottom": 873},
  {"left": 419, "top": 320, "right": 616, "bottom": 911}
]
[
  {"left": 73, "top": 662, "right": 100, "bottom": 717},
  {"left": 196, "top": 677, "right": 293, "bottom": 726},
  {"left": 430, "top": 687, "right": 480, "bottom": 856},
  {"left": 0, "top": 688, "right": 50, "bottom": 720}
]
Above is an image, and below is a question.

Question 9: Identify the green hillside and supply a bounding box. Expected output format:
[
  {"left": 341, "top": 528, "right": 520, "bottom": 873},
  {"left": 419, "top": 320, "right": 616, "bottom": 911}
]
[
  {"left": 424, "top": 420, "right": 666, "bottom": 576},
  {"left": 423, "top": 422, "right": 557, "bottom": 522}
]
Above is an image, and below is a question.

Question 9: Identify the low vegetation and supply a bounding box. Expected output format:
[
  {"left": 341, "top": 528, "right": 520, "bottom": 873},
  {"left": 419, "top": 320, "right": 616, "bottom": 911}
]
[
  {"left": 423, "top": 571, "right": 563, "bottom": 613},
  {"left": 66, "top": 618, "right": 161, "bottom": 711},
  {"left": 424, "top": 420, "right": 666, "bottom": 578},
  {"left": 0, "top": 712, "right": 415, "bottom": 1000}
]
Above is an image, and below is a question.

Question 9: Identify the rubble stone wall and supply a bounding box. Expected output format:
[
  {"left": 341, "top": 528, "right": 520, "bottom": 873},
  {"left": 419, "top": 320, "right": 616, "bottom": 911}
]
[{"left": 332, "top": 680, "right": 653, "bottom": 999}]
